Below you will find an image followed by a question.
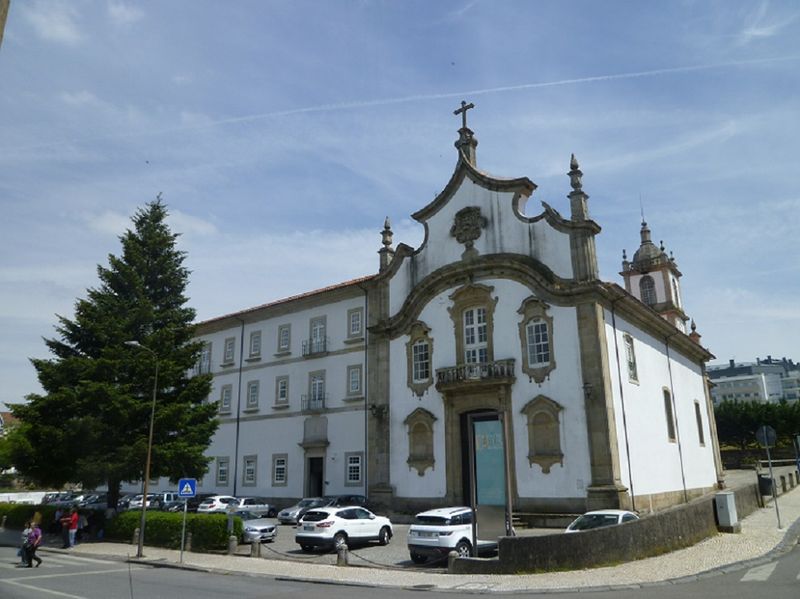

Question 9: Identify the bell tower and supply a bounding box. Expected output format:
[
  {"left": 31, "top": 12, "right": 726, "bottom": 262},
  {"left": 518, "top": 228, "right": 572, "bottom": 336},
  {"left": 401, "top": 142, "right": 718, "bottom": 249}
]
[{"left": 621, "top": 220, "right": 689, "bottom": 332}]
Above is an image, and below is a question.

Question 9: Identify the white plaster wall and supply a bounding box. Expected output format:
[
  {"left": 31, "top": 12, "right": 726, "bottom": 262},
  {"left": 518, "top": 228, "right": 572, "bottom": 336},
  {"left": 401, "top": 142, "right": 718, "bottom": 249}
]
[
  {"left": 389, "top": 177, "right": 574, "bottom": 316},
  {"left": 604, "top": 312, "right": 717, "bottom": 499},
  {"left": 389, "top": 277, "right": 592, "bottom": 500}
]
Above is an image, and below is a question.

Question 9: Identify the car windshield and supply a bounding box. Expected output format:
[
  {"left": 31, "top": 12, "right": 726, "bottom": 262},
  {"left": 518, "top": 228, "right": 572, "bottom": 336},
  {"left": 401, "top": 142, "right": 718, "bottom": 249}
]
[
  {"left": 298, "top": 499, "right": 319, "bottom": 508},
  {"left": 569, "top": 514, "right": 619, "bottom": 530}
]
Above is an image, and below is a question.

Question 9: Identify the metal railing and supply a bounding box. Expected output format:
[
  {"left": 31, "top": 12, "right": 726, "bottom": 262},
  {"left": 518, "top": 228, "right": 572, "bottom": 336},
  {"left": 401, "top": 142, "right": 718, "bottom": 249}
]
[
  {"left": 302, "top": 337, "right": 329, "bottom": 356},
  {"left": 301, "top": 393, "right": 328, "bottom": 413},
  {"left": 435, "top": 359, "right": 516, "bottom": 386}
]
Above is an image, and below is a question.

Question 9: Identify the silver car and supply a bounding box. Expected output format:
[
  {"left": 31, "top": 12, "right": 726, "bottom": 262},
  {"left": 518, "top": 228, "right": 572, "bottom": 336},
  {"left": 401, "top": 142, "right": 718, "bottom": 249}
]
[
  {"left": 236, "top": 510, "right": 278, "bottom": 543},
  {"left": 277, "top": 497, "right": 327, "bottom": 524}
]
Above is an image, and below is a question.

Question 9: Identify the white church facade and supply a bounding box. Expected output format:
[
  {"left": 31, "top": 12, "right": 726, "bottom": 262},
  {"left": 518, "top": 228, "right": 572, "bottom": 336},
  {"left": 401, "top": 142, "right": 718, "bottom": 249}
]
[{"left": 189, "top": 105, "right": 723, "bottom": 517}]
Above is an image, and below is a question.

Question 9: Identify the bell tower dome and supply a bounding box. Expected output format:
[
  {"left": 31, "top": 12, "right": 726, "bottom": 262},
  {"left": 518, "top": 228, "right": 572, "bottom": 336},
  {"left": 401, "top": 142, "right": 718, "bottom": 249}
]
[{"left": 621, "top": 220, "right": 689, "bottom": 332}]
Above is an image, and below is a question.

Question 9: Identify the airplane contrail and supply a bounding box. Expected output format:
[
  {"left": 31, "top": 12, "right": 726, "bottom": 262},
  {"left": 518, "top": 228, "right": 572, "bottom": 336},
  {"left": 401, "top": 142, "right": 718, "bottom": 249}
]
[{"left": 2, "top": 54, "right": 797, "bottom": 154}]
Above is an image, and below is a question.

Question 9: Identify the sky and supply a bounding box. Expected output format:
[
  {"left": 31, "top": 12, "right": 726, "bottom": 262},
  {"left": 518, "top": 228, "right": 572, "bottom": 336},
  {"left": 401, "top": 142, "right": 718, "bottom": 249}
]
[{"left": 1, "top": 0, "right": 798, "bottom": 409}]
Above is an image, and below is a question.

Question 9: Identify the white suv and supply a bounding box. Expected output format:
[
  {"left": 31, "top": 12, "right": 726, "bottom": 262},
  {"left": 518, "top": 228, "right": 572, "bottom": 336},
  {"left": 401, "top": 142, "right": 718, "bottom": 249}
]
[
  {"left": 407, "top": 506, "right": 496, "bottom": 564},
  {"left": 197, "top": 495, "right": 238, "bottom": 514}
]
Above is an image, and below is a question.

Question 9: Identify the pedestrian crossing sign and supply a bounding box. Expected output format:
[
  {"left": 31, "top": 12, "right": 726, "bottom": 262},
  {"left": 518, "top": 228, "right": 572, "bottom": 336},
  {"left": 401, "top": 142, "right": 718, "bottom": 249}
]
[{"left": 178, "top": 478, "right": 197, "bottom": 498}]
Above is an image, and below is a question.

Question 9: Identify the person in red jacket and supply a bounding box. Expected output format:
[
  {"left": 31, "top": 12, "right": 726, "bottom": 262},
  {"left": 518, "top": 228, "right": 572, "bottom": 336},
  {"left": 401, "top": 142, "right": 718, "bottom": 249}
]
[{"left": 60, "top": 507, "right": 79, "bottom": 548}]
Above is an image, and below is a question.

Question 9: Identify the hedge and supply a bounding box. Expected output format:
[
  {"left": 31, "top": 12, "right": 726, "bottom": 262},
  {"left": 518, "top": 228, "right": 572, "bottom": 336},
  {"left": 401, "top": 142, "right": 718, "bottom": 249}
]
[{"left": 105, "top": 510, "right": 243, "bottom": 551}]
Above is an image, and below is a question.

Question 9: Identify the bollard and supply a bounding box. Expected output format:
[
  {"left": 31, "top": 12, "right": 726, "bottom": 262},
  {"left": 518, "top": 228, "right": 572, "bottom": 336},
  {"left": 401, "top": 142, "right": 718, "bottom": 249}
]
[
  {"left": 185, "top": 531, "right": 192, "bottom": 552},
  {"left": 1, "top": 515, "right": 6, "bottom": 530},
  {"left": 250, "top": 541, "right": 261, "bottom": 558},
  {"left": 132, "top": 527, "right": 140, "bottom": 547},
  {"left": 447, "top": 550, "right": 459, "bottom": 571},
  {"left": 336, "top": 542, "right": 349, "bottom": 566},
  {"left": 228, "top": 535, "right": 238, "bottom": 555}
]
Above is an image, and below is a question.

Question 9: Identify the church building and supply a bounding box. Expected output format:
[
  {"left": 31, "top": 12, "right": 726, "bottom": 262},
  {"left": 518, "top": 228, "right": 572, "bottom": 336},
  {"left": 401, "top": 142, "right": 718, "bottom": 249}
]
[{"left": 190, "top": 104, "right": 722, "bottom": 518}]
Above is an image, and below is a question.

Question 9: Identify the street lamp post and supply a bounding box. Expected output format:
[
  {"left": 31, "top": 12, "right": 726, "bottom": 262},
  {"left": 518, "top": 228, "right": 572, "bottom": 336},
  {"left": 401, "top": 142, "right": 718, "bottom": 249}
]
[{"left": 125, "top": 340, "right": 158, "bottom": 559}]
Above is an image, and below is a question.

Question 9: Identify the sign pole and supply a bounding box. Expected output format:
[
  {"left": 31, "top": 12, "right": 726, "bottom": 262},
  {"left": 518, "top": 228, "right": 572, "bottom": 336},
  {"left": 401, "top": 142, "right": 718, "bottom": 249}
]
[
  {"left": 764, "top": 441, "right": 782, "bottom": 529},
  {"left": 180, "top": 499, "right": 187, "bottom": 563}
]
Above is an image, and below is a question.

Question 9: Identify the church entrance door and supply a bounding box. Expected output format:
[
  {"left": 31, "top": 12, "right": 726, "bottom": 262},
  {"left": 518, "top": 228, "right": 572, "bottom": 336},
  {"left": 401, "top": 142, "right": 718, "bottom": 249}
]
[{"left": 306, "top": 456, "right": 324, "bottom": 497}]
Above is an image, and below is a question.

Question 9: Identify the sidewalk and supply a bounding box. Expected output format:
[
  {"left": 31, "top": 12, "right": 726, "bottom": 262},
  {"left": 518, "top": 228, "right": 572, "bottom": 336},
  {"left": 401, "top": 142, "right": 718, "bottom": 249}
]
[{"left": 3, "top": 483, "right": 800, "bottom": 593}]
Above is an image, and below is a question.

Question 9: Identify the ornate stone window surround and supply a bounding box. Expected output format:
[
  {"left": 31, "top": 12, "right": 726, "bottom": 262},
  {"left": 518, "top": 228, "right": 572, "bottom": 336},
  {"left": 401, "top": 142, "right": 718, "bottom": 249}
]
[
  {"left": 346, "top": 307, "right": 364, "bottom": 343},
  {"left": 272, "top": 454, "right": 288, "bottom": 486},
  {"left": 222, "top": 336, "right": 236, "bottom": 366},
  {"left": 623, "top": 333, "right": 638, "bottom": 384},
  {"left": 216, "top": 456, "right": 230, "bottom": 486},
  {"left": 663, "top": 388, "right": 676, "bottom": 442},
  {"left": 247, "top": 330, "right": 262, "bottom": 361},
  {"left": 218, "top": 384, "right": 232, "bottom": 414},
  {"left": 344, "top": 451, "right": 363, "bottom": 486},
  {"left": 448, "top": 283, "right": 497, "bottom": 366},
  {"left": 242, "top": 455, "right": 257, "bottom": 486},
  {"left": 274, "top": 375, "right": 289, "bottom": 408},
  {"left": 517, "top": 297, "right": 556, "bottom": 383},
  {"left": 276, "top": 324, "right": 291, "bottom": 355},
  {"left": 521, "top": 395, "right": 564, "bottom": 474},
  {"left": 405, "top": 321, "right": 434, "bottom": 397},
  {"left": 404, "top": 408, "right": 437, "bottom": 476}
]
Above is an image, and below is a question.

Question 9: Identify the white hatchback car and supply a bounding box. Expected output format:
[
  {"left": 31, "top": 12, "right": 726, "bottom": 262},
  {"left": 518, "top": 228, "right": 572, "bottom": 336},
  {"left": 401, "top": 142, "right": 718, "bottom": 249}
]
[
  {"left": 197, "top": 495, "right": 238, "bottom": 514},
  {"left": 564, "top": 509, "right": 639, "bottom": 533},
  {"left": 295, "top": 506, "right": 393, "bottom": 551},
  {"left": 407, "top": 506, "right": 497, "bottom": 564}
]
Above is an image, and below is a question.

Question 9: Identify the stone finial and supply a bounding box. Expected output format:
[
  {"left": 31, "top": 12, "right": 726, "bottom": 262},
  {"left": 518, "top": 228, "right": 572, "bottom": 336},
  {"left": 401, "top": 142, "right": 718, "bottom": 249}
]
[
  {"left": 568, "top": 153, "right": 583, "bottom": 191},
  {"left": 453, "top": 100, "right": 478, "bottom": 165},
  {"left": 689, "top": 319, "right": 702, "bottom": 344},
  {"left": 379, "top": 217, "right": 395, "bottom": 272}
]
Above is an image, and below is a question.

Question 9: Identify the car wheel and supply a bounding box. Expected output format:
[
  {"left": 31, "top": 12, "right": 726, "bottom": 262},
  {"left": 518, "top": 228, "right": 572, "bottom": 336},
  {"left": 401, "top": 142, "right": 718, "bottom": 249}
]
[
  {"left": 333, "top": 532, "right": 348, "bottom": 549},
  {"left": 378, "top": 526, "right": 391, "bottom": 546},
  {"left": 410, "top": 552, "right": 427, "bottom": 564},
  {"left": 454, "top": 540, "right": 472, "bottom": 558},
  {"left": 300, "top": 544, "right": 314, "bottom": 552}
]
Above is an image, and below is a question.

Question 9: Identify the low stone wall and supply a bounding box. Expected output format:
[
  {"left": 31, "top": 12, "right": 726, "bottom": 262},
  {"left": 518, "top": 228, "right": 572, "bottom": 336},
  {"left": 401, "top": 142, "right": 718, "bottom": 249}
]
[{"left": 451, "top": 483, "right": 761, "bottom": 575}]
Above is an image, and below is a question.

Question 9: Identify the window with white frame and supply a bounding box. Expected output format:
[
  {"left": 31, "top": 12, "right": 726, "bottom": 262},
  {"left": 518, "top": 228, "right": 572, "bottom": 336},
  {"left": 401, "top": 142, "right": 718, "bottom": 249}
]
[
  {"left": 526, "top": 319, "right": 550, "bottom": 367},
  {"left": 219, "top": 384, "right": 232, "bottom": 413},
  {"left": 344, "top": 452, "right": 363, "bottom": 486},
  {"left": 246, "top": 380, "right": 260, "bottom": 409},
  {"left": 309, "top": 317, "right": 326, "bottom": 354},
  {"left": 275, "top": 376, "right": 289, "bottom": 405},
  {"left": 347, "top": 308, "right": 363, "bottom": 339},
  {"left": 223, "top": 337, "right": 236, "bottom": 364},
  {"left": 197, "top": 342, "right": 212, "bottom": 374},
  {"left": 412, "top": 340, "right": 430, "bottom": 383},
  {"left": 310, "top": 372, "right": 325, "bottom": 401},
  {"left": 347, "top": 365, "right": 362, "bottom": 396},
  {"left": 623, "top": 334, "right": 638, "bottom": 382},
  {"left": 640, "top": 275, "right": 657, "bottom": 306},
  {"left": 243, "top": 455, "right": 257, "bottom": 486},
  {"left": 216, "top": 457, "right": 229, "bottom": 486},
  {"left": 249, "top": 331, "right": 262, "bottom": 358},
  {"left": 277, "top": 324, "right": 291, "bottom": 352},
  {"left": 463, "top": 307, "right": 488, "bottom": 364},
  {"left": 272, "top": 454, "right": 287, "bottom": 486}
]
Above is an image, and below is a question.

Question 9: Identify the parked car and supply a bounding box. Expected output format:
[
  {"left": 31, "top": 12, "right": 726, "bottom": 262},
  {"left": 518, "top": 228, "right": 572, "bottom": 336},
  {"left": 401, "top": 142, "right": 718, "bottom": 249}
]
[
  {"left": 277, "top": 497, "right": 327, "bottom": 524},
  {"left": 323, "top": 494, "right": 368, "bottom": 508},
  {"left": 182, "top": 493, "right": 216, "bottom": 513},
  {"left": 233, "top": 496, "right": 277, "bottom": 518},
  {"left": 295, "top": 506, "right": 392, "bottom": 551},
  {"left": 407, "top": 506, "right": 497, "bottom": 564},
  {"left": 78, "top": 493, "right": 108, "bottom": 511},
  {"left": 197, "top": 495, "right": 238, "bottom": 514},
  {"left": 564, "top": 509, "right": 639, "bottom": 533},
  {"left": 128, "top": 493, "right": 158, "bottom": 510},
  {"left": 236, "top": 510, "right": 278, "bottom": 544}
]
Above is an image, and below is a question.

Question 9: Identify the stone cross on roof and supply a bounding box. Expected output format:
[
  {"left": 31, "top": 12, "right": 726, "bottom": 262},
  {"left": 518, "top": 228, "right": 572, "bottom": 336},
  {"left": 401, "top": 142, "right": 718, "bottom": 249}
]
[{"left": 454, "top": 100, "right": 475, "bottom": 130}]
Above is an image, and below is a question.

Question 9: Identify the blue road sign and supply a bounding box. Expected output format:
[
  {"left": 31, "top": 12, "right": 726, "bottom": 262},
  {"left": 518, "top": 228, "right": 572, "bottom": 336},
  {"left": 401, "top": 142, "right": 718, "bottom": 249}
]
[{"left": 178, "top": 478, "right": 197, "bottom": 498}]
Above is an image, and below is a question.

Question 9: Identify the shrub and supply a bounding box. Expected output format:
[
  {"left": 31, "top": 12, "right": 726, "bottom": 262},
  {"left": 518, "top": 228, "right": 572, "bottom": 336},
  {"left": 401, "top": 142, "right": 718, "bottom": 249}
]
[{"left": 105, "top": 511, "right": 242, "bottom": 551}]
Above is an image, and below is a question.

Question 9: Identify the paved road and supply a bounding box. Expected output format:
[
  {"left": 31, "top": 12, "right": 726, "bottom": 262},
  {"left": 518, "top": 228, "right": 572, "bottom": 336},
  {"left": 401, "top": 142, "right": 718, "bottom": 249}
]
[{"left": 1, "top": 544, "right": 799, "bottom": 599}]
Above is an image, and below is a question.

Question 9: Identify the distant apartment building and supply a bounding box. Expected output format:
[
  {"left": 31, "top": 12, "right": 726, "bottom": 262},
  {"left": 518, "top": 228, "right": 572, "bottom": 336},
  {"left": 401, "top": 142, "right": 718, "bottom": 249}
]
[{"left": 708, "top": 356, "right": 799, "bottom": 404}]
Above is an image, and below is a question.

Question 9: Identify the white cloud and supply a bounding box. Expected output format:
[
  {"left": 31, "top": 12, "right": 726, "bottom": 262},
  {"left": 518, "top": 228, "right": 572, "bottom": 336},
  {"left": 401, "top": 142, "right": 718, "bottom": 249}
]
[
  {"left": 107, "top": 1, "right": 144, "bottom": 26},
  {"left": 168, "top": 210, "right": 218, "bottom": 237},
  {"left": 21, "top": 1, "right": 83, "bottom": 45},
  {"left": 59, "top": 90, "right": 102, "bottom": 107},
  {"left": 85, "top": 210, "right": 131, "bottom": 236},
  {"left": 738, "top": 2, "right": 799, "bottom": 44}
]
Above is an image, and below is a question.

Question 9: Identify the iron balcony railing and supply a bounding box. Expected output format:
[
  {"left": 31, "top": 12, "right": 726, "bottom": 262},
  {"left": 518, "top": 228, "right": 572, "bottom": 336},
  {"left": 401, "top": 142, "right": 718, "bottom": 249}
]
[
  {"left": 435, "top": 359, "right": 516, "bottom": 387},
  {"left": 301, "top": 393, "right": 328, "bottom": 413},
  {"left": 302, "top": 337, "right": 330, "bottom": 356}
]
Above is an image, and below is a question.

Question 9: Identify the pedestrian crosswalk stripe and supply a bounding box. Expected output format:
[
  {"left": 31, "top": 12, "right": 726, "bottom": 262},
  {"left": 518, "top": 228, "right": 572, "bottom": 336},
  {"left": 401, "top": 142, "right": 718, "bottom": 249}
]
[
  {"left": 43, "top": 554, "right": 118, "bottom": 565},
  {"left": 741, "top": 562, "right": 777, "bottom": 581}
]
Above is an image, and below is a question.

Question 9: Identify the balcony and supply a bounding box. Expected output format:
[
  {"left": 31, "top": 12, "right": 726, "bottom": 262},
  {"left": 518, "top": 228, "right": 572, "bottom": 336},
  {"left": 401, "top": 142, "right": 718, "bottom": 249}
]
[
  {"left": 301, "top": 393, "right": 328, "bottom": 413},
  {"left": 302, "top": 337, "right": 329, "bottom": 357},
  {"left": 435, "top": 359, "right": 516, "bottom": 393}
]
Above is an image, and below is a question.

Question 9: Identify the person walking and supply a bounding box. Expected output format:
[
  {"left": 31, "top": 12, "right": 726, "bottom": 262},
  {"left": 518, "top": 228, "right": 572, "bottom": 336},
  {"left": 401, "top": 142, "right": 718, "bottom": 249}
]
[
  {"left": 18, "top": 521, "right": 31, "bottom": 566},
  {"left": 24, "top": 522, "right": 42, "bottom": 567}
]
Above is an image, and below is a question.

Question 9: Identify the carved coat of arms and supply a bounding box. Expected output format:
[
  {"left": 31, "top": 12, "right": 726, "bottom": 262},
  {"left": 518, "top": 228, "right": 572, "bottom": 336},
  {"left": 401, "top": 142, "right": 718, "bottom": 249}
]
[{"left": 450, "top": 206, "right": 487, "bottom": 249}]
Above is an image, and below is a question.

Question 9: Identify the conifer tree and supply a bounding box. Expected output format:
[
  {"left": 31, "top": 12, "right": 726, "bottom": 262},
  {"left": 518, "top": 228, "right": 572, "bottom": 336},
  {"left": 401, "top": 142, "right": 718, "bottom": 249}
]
[{"left": 11, "top": 199, "right": 217, "bottom": 509}]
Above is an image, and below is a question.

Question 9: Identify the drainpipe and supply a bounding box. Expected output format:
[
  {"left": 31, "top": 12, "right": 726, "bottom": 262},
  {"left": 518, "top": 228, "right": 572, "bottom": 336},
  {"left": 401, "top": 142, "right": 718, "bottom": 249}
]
[
  {"left": 609, "top": 297, "right": 635, "bottom": 512},
  {"left": 357, "top": 282, "right": 369, "bottom": 498},
  {"left": 232, "top": 317, "right": 245, "bottom": 497},
  {"left": 665, "top": 334, "right": 689, "bottom": 503}
]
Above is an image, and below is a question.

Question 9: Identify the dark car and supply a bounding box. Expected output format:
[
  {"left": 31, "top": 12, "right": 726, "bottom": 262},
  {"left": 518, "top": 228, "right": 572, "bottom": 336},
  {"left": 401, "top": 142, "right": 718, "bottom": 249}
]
[{"left": 323, "top": 494, "right": 368, "bottom": 508}]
